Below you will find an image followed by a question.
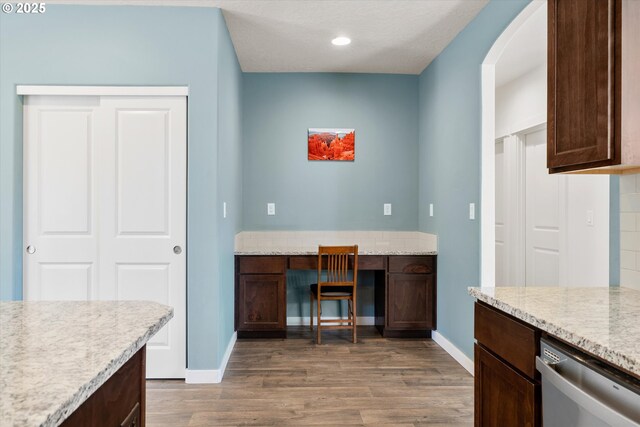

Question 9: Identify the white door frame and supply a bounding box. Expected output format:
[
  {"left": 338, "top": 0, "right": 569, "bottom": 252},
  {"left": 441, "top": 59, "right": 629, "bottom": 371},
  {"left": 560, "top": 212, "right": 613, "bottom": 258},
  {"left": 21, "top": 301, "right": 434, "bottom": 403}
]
[
  {"left": 498, "top": 133, "right": 526, "bottom": 286},
  {"left": 480, "top": 0, "right": 547, "bottom": 287}
]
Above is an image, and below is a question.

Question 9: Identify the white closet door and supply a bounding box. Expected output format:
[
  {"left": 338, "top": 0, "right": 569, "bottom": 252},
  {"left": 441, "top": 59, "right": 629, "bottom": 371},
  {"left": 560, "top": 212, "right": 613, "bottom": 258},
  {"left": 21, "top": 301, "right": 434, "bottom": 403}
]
[
  {"left": 23, "top": 94, "right": 187, "bottom": 379},
  {"left": 525, "top": 127, "right": 560, "bottom": 286},
  {"left": 23, "top": 96, "right": 101, "bottom": 301},
  {"left": 98, "top": 96, "right": 186, "bottom": 379}
]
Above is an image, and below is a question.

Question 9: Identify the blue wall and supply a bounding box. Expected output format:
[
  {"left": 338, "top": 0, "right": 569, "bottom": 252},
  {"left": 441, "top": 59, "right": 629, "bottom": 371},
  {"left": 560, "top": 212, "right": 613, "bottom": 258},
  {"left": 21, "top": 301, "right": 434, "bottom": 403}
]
[
  {"left": 242, "top": 73, "right": 419, "bottom": 231},
  {"left": 418, "top": 0, "right": 530, "bottom": 358},
  {"left": 216, "top": 12, "right": 244, "bottom": 361},
  {"left": 0, "top": 5, "right": 242, "bottom": 371}
]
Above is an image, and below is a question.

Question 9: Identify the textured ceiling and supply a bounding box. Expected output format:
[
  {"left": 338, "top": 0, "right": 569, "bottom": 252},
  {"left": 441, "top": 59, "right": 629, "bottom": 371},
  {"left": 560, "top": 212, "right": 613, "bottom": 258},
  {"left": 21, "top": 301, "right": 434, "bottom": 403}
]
[{"left": 46, "top": 0, "right": 489, "bottom": 74}]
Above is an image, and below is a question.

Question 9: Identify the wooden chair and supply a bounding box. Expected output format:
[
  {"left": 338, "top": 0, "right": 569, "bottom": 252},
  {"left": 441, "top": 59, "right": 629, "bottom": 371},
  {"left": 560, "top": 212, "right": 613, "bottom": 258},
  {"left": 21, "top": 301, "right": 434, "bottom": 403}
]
[{"left": 309, "top": 245, "right": 358, "bottom": 344}]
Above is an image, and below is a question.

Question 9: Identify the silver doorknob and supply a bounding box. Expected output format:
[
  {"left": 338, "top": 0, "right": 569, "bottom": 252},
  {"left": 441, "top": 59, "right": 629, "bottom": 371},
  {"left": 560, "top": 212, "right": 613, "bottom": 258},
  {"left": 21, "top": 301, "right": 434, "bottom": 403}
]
[
  {"left": 26, "top": 245, "right": 36, "bottom": 254},
  {"left": 173, "top": 246, "right": 182, "bottom": 255}
]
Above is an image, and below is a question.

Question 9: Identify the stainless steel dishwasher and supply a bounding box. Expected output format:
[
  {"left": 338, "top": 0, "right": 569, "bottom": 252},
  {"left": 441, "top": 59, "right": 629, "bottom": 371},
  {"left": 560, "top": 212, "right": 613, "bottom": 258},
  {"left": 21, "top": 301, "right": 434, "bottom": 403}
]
[{"left": 537, "top": 338, "right": 640, "bottom": 427}]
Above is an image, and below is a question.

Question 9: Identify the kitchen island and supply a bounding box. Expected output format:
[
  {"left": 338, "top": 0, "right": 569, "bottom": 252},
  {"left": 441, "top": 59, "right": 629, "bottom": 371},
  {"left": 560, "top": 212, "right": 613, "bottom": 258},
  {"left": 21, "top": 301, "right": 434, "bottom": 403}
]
[
  {"left": 0, "top": 300, "right": 173, "bottom": 427},
  {"left": 469, "top": 286, "right": 640, "bottom": 426},
  {"left": 469, "top": 286, "right": 640, "bottom": 378}
]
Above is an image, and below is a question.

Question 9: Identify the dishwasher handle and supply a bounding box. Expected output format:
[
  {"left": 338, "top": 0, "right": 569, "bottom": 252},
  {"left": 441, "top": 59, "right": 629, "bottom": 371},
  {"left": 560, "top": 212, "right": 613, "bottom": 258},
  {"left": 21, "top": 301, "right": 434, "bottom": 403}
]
[{"left": 536, "top": 356, "right": 639, "bottom": 427}]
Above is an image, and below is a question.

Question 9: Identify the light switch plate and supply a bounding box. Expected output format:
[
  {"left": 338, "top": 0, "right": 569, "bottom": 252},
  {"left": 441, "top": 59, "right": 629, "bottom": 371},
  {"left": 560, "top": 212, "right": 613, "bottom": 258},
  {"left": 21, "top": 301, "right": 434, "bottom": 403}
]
[
  {"left": 384, "top": 203, "right": 392, "bottom": 216},
  {"left": 223, "top": 202, "right": 227, "bottom": 218},
  {"left": 586, "top": 210, "right": 594, "bottom": 226},
  {"left": 469, "top": 203, "right": 475, "bottom": 220},
  {"left": 267, "top": 203, "right": 276, "bottom": 216},
  {"left": 429, "top": 203, "right": 434, "bottom": 217}
]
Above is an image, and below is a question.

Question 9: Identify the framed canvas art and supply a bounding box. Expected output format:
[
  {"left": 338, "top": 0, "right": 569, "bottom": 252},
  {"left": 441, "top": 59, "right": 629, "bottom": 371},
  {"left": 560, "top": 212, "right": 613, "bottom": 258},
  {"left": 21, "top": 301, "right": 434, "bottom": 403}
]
[{"left": 308, "top": 128, "right": 355, "bottom": 161}]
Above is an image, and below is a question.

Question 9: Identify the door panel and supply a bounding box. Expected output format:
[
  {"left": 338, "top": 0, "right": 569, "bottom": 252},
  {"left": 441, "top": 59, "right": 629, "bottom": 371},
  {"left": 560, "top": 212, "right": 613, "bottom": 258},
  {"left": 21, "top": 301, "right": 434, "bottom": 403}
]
[
  {"left": 39, "top": 110, "right": 93, "bottom": 235},
  {"left": 39, "top": 263, "right": 93, "bottom": 301},
  {"left": 116, "top": 109, "right": 170, "bottom": 235},
  {"left": 24, "top": 94, "right": 186, "bottom": 379}
]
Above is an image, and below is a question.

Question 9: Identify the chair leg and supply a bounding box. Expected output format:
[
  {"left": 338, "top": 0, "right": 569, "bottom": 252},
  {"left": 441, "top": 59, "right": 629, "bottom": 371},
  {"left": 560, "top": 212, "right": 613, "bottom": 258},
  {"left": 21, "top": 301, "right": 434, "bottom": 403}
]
[
  {"left": 352, "top": 298, "right": 357, "bottom": 344},
  {"left": 317, "top": 298, "right": 322, "bottom": 344},
  {"left": 310, "top": 292, "right": 314, "bottom": 331}
]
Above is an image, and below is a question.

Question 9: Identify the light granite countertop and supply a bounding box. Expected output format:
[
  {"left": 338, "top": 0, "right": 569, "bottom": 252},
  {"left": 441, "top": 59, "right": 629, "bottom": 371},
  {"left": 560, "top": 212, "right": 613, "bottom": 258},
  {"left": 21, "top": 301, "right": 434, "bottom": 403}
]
[
  {"left": 235, "top": 250, "right": 438, "bottom": 256},
  {"left": 0, "top": 300, "right": 173, "bottom": 427},
  {"left": 469, "top": 286, "right": 640, "bottom": 379}
]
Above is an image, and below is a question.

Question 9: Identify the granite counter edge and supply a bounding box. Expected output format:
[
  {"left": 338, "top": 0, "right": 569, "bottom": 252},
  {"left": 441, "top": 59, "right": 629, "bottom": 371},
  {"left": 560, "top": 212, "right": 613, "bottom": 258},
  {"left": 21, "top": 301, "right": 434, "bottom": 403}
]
[
  {"left": 45, "top": 308, "right": 174, "bottom": 427},
  {"left": 468, "top": 287, "right": 640, "bottom": 379}
]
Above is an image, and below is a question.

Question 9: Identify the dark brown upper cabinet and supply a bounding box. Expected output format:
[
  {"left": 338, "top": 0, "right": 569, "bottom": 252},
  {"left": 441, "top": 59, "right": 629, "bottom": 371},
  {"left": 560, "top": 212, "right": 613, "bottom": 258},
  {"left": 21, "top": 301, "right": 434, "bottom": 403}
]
[{"left": 548, "top": 0, "right": 640, "bottom": 174}]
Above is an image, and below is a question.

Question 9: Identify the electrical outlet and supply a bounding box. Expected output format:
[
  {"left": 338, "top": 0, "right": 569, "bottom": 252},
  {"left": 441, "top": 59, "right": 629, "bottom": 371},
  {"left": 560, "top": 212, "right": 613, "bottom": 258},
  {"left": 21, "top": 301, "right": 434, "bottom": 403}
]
[
  {"left": 469, "top": 203, "right": 475, "bottom": 220},
  {"left": 429, "top": 203, "right": 434, "bottom": 217},
  {"left": 384, "top": 203, "right": 392, "bottom": 216},
  {"left": 267, "top": 203, "right": 276, "bottom": 216},
  {"left": 223, "top": 202, "right": 227, "bottom": 218},
  {"left": 586, "top": 210, "right": 594, "bottom": 226}
]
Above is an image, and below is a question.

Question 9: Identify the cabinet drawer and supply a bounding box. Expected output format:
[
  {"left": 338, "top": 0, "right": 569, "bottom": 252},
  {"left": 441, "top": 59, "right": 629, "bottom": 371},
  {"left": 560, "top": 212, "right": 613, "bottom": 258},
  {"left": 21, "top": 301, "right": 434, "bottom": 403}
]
[
  {"left": 475, "top": 302, "right": 538, "bottom": 379},
  {"left": 289, "top": 256, "right": 317, "bottom": 270},
  {"left": 358, "top": 255, "right": 385, "bottom": 270},
  {"left": 238, "top": 256, "right": 286, "bottom": 274},
  {"left": 388, "top": 256, "right": 434, "bottom": 274},
  {"left": 289, "top": 255, "right": 385, "bottom": 271}
]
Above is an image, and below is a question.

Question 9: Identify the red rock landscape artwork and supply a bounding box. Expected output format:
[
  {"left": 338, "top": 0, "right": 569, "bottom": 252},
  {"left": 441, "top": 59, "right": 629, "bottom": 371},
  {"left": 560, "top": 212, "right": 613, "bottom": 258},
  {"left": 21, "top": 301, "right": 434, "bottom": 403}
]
[{"left": 308, "top": 128, "right": 355, "bottom": 161}]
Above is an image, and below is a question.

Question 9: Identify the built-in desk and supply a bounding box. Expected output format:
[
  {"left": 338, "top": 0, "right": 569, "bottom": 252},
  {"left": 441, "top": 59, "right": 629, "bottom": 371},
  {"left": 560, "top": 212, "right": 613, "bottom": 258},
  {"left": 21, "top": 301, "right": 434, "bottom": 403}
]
[{"left": 234, "top": 253, "right": 437, "bottom": 339}]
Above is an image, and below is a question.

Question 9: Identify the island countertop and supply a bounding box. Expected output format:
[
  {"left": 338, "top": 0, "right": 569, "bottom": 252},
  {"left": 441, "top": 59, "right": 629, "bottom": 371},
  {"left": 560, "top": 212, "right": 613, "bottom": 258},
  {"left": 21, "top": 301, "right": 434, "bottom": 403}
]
[
  {"left": 235, "top": 249, "right": 437, "bottom": 256},
  {"left": 468, "top": 286, "right": 640, "bottom": 379},
  {"left": 0, "top": 300, "right": 173, "bottom": 427}
]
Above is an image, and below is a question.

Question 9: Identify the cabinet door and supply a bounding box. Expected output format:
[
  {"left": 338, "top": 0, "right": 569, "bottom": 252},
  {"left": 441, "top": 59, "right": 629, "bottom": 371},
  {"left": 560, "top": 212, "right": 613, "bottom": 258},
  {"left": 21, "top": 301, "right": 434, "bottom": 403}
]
[
  {"left": 474, "top": 344, "right": 539, "bottom": 427},
  {"left": 387, "top": 273, "right": 434, "bottom": 329},
  {"left": 238, "top": 274, "right": 286, "bottom": 330},
  {"left": 548, "top": 0, "right": 619, "bottom": 172}
]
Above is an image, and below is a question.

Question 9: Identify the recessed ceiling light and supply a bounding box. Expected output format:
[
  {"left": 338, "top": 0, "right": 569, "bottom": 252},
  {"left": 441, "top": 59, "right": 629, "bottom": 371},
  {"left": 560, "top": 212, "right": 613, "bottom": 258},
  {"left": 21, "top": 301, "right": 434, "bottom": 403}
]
[{"left": 331, "top": 36, "right": 351, "bottom": 46}]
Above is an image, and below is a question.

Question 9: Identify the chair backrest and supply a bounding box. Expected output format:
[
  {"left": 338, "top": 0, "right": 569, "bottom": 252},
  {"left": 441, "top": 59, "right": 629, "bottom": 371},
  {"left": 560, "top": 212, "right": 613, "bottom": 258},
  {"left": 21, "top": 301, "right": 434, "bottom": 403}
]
[{"left": 317, "top": 245, "right": 358, "bottom": 288}]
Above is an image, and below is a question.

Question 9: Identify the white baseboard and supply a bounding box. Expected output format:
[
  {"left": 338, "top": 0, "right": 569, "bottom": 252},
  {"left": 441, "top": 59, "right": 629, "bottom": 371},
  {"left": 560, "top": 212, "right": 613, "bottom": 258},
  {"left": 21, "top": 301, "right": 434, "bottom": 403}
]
[
  {"left": 287, "top": 316, "right": 375, "bottom": 326},
  {"left": 432, "top": 330, "right": 474, "bottom": 376},
  {"left": 185, "top": 331, "right": 237, "bottom": 384}
]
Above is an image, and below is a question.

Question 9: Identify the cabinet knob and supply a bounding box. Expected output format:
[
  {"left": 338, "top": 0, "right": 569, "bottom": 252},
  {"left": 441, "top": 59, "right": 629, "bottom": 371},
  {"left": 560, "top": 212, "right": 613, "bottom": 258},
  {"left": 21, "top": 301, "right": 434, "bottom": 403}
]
[
  {"left": 173, "top": 246, "right": 182, "bottom": 255},
  {"left": 26, "top": 245, "right": 36, "bottom": 254}
]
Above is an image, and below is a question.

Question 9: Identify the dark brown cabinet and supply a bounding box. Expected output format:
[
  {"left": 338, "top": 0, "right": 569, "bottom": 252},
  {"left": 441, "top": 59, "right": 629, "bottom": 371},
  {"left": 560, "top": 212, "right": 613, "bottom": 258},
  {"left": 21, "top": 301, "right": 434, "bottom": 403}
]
[
  {"left": 379, "top": 255, "right": 436, "bottom": 337},
  {"left": 61, "top": 346, "right": 146, "bottom": 427},
  {"left": 475, "top": 344, "right": 538, "bottom": 427},
  {"left": 238, "top": 274, "right": 286, "bottom": 330},
  {"left": 235, "top": 254, "right": 436, "bottom": 339},
  {"left": 474, "top": 302, "right": 540, "bottom": 427},
  {"left": 387, "top": 273, "right": 434, "bottom": 330},
  {"left": 548, "top": 0, "right": 640, "bottom": 173},
  {"left": 235, "top": 257, "right": 287, "bottom": 338}
]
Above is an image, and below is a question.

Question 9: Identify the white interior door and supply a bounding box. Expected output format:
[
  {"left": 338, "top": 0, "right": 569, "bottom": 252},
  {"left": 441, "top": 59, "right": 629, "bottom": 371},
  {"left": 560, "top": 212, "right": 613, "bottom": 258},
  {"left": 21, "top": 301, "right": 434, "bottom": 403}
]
[
  {"left": 23, "top": 93, "right": 187, "bottom": 379},
  {"left": 524, "top": 127, "right": 560, "bottom": 286}
]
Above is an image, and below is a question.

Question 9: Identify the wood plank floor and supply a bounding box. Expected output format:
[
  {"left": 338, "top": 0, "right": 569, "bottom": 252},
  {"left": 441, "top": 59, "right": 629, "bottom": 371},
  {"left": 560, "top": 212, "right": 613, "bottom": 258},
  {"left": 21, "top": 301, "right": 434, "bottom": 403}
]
[{"left": 147, "top": 327, "right": 474, "bottom": 426}]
